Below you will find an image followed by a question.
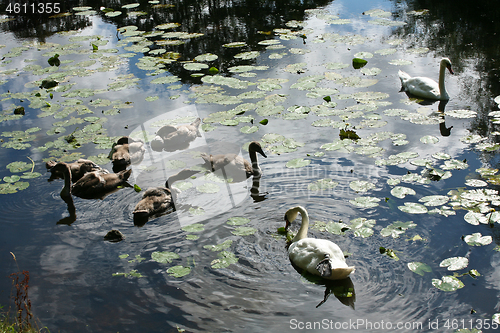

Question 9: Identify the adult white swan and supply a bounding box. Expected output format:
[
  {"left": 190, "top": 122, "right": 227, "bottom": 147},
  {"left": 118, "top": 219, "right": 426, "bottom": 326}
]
[
  {"left": 284, "top": 206, "right": 355, "bottom": 280},
  {"left": 398, "top": 57, "right": 454, "bottom": 100}
]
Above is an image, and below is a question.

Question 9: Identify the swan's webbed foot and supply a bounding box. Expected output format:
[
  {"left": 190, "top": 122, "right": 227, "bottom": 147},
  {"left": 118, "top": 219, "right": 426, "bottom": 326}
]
[{"left": 316, "top": 254, "right": 332, "bottom": 278}]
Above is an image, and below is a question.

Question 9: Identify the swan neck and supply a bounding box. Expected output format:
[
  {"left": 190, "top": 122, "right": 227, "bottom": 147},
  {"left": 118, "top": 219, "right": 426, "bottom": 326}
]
[
  {"left": 293, "top": 207, "right": 309, "bottom": 242},
  {"left": 248, "top": 148, "right": 260, "bottom": 170},
  {"left": 438, "top": 62, "right": 448, "bottom": 98}
]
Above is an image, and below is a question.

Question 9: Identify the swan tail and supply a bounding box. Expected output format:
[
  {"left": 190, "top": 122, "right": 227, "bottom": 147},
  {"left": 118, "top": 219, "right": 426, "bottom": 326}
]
[{"left": 316, "top": 256, "right": 355, "bottom": 280}]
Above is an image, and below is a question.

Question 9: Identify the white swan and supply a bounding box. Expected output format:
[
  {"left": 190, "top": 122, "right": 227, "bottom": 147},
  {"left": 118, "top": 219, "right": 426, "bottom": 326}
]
[
  {"left": 398, "top": 57, "right": 453, "bottom": 100},
  {"left": 284, "top": 206, "right": 355, "bottom": 280},
  {"left": 200, "top": 141, "right": 267, "bottom": 182}
]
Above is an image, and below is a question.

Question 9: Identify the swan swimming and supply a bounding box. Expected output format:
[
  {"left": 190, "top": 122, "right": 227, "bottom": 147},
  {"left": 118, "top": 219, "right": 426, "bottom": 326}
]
[
  {"left": 284, "top": 206, "right": 355, "bottom": 280},
  {"left": 398, "top": 57, "right": 453, "bottom": 100}
]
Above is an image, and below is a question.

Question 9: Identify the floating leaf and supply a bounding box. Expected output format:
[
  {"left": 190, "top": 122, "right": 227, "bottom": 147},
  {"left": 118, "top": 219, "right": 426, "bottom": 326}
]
[
  {"left": 432, "top": 276, "right": 464, "bottom": 291},
  {"left": 349, "top": 180, "right": 375, "bottom": 192},
  {"left": 227, "top": 217, "right": 250, "bottom": 226},
  {"left": 231, "top": 226, "right": 257, "bottom": 236},
  {"left": 379, "top": 247, "right": 399, "bottom": 261},
  {"left": 398, "top": 202, "right": 428, "bottom": 214},
  {"left": 350, "top": 218, "right": 376, "bottom": 238},
  {"left": 286, "top": 158, "right": 311, "bottom": 168},
  {"left": 439, "top": 257, "right": 468, "bottom": 271},
  {"left": 308, "top": 178, "right": 339, "bottom": 191},
  {"left": 419, "top": 195, "right": 449, "bottom": 206},
  {"left": 380, "top": 221, "right": 416, "bottom": 238},
  {"left": 463, "top": 232, "right": 492, "bottom": 246},
  {"left": 407, "top": 262, "right": 432, "bottom": 276},
  {"left": 151, "top": 251, "right": 179, "bottom": 264},
  {"left": 352, "top": 58, "right": 368, "bottom": 69},
  {"left": 390, "top": 186, "right": 416, "bottom": 199},
  {"left": 182, "top": 223, "right": 205, "bottom": 233},
  {"left": 211, "top": 251, "right": 238, "bottom": 269},
  {"left": 204, "top": 240, "right": 233, "bottom": 251},
  {"left": 167, "top": 265, "right": 191, "bottom": 278},
  {"left": 420, "top": 135, "right": 439, "bottom": 144},
  {"left": 445, "top": 109, "right": 477, "bottom": 119},
  {"left": 350, "top": 197, "right": 380, "bottom": 208},
  {"left": 6, "top": 161, "right": 32, "bottom": 173}
]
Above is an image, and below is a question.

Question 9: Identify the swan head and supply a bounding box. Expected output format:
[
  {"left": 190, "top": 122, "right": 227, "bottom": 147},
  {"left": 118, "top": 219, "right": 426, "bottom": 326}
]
[
  {"left": 441, "top": 58, "right": 454, "bottom": 74},
  {"left": 284, "top": 206, "right": 305, "bottom": 231},
  {"left": 248, "top": 141, "right": 267, "bottom": 158}
]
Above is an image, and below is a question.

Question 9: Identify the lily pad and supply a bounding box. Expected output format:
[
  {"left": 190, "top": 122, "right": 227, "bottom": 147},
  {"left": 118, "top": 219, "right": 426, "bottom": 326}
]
[
  {"left": 151, "top": 251, "right": 180, "bottom": 264},
  {"left": 398, "top": 202, "right": 428, "bottom": 214},
  {"left": 390, "top": 186, "right": 416, "bottom": 199},
  {"left": 227, "top": 217, "right": 250, "bottom": 226},
  {"left": 445, "top": 109, "right": 477, "bottom": 119},
  {"left": 204, "top": 240, "right": 233, "bottom": 251},
  {"left": 380, "top": 221, "right": 416, "bottom": 238},
  {"left": 285, "top": 158, "right": 311, "bottom": 168},
  {"left": 211, "top": 251, "right": 238, "bottom": 269},
  {"left": 463, "top": 232, "right": 492, "bottom": 246},
  {"left": 349, "top": 180, "right": 376, "bottom": 192},
  {"left": 407, "top": 262, "right": 432, "bottom": 276},
  {"left": 439, "top": 257, "right": 468, "bottom": 271},
  {"left": 231, "top": 226, "right": 257, "bottom": 236},
  {"left": 432, "top": 276, "right": 464, "bottom": 291},
  {"left": 167, "top": 265, "right": 191, "bottom": 278},
  {"left": 350, "top": 218, "right": 376, "bottom": 238},
  {"left": 181, "top": 223, "right": 205, "bottom": 233},
  {"left": 350, "top": 196, "right": 380, "bottom": 208},
  {"left": 308, "top": 178, "right": 339, "bottom": 191}
]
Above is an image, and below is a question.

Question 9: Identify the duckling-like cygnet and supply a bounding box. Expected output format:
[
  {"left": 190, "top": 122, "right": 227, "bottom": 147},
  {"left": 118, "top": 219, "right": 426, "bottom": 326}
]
[
  {"left": 46, "top": 159, "right": 108, "bottom": 182},
  {"left": 200, "top": 141, "right": 267, "bottom": 182},
  {"left": 49, "top": 161, "right": 132, "bottom": 200},
  {"left": 110, "top": 136, "right": 145, "bottom": 172},
  {"left": 150, "top": 118, "right": 201, "bottom": 152}
]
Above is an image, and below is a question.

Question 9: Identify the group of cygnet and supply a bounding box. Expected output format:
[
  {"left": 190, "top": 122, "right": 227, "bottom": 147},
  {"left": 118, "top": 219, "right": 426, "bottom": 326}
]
[{"left": 47, "top": 58, "right": 456, "bottom": 280}]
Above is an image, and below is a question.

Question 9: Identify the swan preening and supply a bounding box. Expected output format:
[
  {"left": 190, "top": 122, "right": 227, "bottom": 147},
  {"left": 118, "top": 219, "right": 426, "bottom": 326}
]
[
  {"left": 284, "top": 206, "right": 355, "bottom": 280},
  {"left": 151, "top": 118, "right": 202, "bottom": 152},
  {"left": 398, "top": 57, "right": 453, "bottom": 100},
  {"left": 200, "top": 141, "right": 267, "bottom": 182}
]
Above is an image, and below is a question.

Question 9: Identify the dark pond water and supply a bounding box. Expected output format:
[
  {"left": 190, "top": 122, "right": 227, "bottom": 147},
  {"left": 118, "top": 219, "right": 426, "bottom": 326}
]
[{"left": 1, "top": 0, "right": 500, "bottom": 332}]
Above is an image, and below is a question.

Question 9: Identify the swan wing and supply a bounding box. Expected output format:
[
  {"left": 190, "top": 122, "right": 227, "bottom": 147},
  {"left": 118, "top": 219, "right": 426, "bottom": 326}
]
[
  {"left": 289, "top": 238, "right": 351, "bottom": 280},
  {"left": 404, "top": 76, "right": 441, "bottom": 99}
]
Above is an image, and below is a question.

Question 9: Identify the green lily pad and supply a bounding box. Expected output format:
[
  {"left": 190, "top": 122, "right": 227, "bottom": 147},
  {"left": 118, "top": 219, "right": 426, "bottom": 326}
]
[
  {"left": 231, "top": 227, "right": 257, "bottom": 236},
  {"left": 350, "top": 218, "right": 376, "bottom": 238},
  {"left": 350, "top": 196, "right": 380, "bottom": 208},
  {"left": 432, "top": 276, "right": 464, "bottom": 291},
  {"left": 380, "top": 221, "right": 416, "bottom": 238},
  {"left": 227, "top": 217, "right": 250, "bottom": 226},
  {"left": 464, "top": 232, "right": 492, "bottom": 246},
  {"left": 379, "top": 247, "right": 399, "bottom": 261},
  {"left": 352, "top": 58, "right": 368, "bottom": 69},
  {"left": 182, "top": 223, "right": 205, "bottom": 233},
  {"left": 398, "top": 202, "right": 428, "bottom": 214},
  {"left": 419, "top": 195, "right": 449, "bottom": 206},
  {"left": 6, "top": 161, "right": 32, "bottom": 173},
  {"left": 112, "top": 269, "right": 144, "bottom": 278},
  {"left": 211, "top": 251, "right": 238, "bottom": 269},
  {"left": 407, "top": 262, "right": 432, "bottom": 276},
  {"left": 349, "top": 180, "right": 376, "bottom": 192},
  {"left": 151, "top": 251, "right": 180, "bottom": 264},
  {"left": 286, "top": 158, "right": 311, "bottom": 168},
  {"left": 390, "top": 186, "right": 416, "bottom": 199},
  {"left": 439, "top": 257, "right": 468, "bottom": 271},
  {"left": 167, "top": 265, "right": 191, "bottom": 278},
  {"left": 308, "top": 178, "right": 339, "bottom": 191},
  {"left": 204, "top": 240, "right": 233, "bottom": 251}
]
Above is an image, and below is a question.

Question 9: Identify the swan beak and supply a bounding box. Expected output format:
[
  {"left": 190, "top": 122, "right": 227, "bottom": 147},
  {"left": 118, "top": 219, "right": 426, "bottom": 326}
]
[
  {"left": 284, "top": 216, "right": 290, "bottom": 230},
  {"left": 447, "top": 64, "right": 454, "bottom": 74}
]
